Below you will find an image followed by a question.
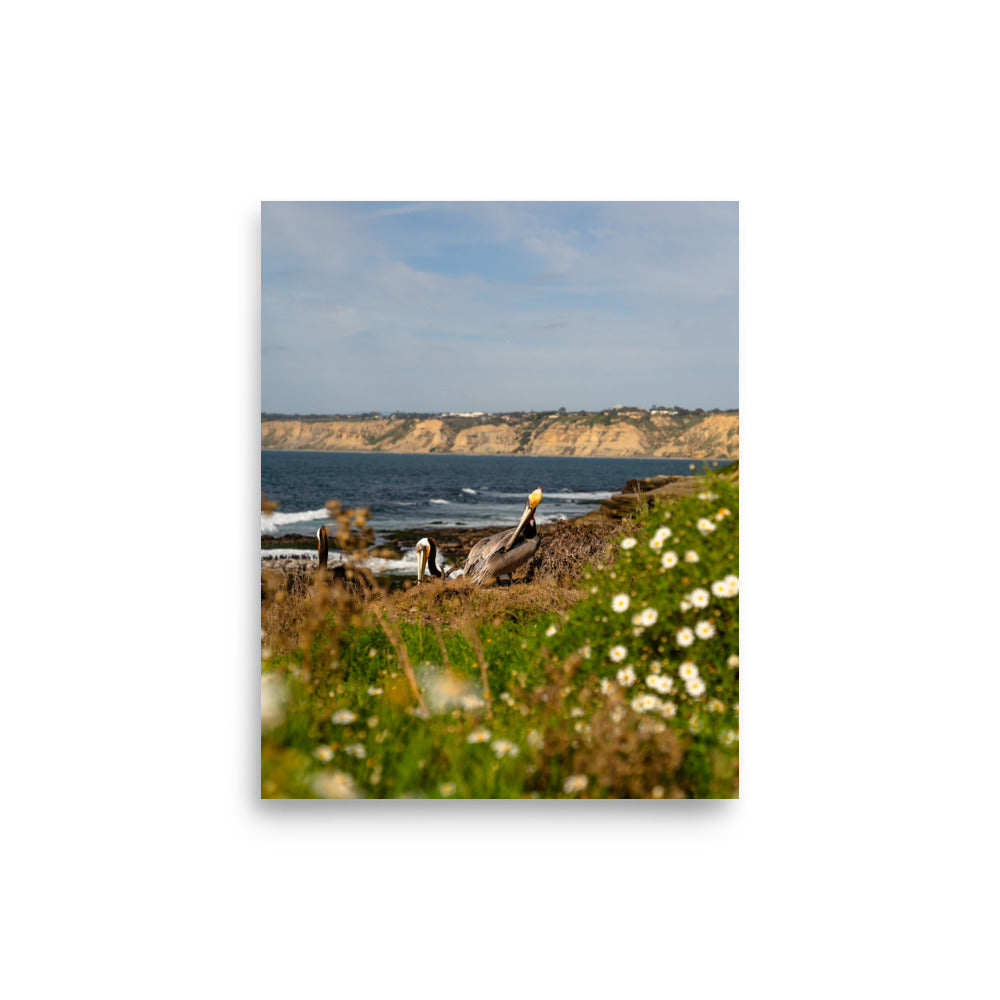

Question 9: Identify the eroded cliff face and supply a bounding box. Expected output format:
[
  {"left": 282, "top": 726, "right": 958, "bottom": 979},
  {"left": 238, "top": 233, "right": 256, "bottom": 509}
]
[{"left": 260, "top": 413, "right": 739, "bottom": 459}]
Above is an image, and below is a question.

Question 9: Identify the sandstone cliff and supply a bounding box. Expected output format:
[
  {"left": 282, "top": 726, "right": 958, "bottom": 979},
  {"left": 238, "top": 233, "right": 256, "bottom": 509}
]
[{"left": 261, "top": 411, "right": 738, "bottom": 460}]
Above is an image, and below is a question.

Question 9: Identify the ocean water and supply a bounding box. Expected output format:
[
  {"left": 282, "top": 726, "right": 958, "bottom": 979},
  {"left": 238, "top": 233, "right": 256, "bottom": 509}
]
[{"left": 261, "top": 450, "right": 729, "bottom": 574}]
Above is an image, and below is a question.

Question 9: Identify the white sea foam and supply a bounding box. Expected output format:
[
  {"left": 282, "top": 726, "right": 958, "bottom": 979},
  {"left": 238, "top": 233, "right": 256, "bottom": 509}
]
[
  {"left": 429, "top": 498, "right": 450, "bottom": 504},
  {"left": 260, "top": 507, "right": 329, "bottom": 532},
  {"left": 462, "top": 488, "right": 477, "bottom": 494}
]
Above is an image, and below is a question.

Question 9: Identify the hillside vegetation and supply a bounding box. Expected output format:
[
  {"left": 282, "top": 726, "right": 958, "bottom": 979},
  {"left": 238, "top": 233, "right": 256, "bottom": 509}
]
[{"left": 261, "top": 408, "right": 739, "bottom": 460}]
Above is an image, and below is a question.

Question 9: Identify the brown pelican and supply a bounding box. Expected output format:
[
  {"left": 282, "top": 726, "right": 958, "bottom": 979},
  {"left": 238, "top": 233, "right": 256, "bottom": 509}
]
[
  {"left": 316, "top": 524, "right": 372, "bottom": 596},
  {"left": 415, "top": 536, "right": 445, "bottom": 583},
  {"left": 463, "top": 488, "right": 542, "bottom": 585}
]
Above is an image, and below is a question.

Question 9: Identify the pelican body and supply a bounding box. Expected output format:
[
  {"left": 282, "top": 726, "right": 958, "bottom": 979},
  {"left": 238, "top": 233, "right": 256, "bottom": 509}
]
[
  {"left": 463, "top": 488, "right": 542, "bottom": 585},
  {"left": 415, "top": 536, "right": 445, "bottom": 583}
]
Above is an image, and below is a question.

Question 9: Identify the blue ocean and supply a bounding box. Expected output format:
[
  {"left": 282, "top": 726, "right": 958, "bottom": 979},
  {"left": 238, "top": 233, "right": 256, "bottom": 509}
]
[{"left": 261, "top": 451, "right": 729, "bottom": 574}]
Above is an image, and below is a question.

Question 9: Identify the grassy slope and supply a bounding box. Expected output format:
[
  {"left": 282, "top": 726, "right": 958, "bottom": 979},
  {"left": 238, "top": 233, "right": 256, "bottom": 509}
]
[{"left": 261, "top": 472, "right": 739, "bottom": 799}]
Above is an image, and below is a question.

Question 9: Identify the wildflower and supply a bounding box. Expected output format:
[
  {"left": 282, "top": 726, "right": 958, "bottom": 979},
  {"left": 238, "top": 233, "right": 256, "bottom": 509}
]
[
  {"left": 631, "top": 693, "right": 663, "bottom": 713},
  {"left": 685, "top": 677, "right": 707, "bottom": 697},
  {"left": 367, "top": 685, "right": 383, "bottom": 696},
  {"left": 688, "top": 588, "right": 710, "bottom": 609},
  {"left": 570, "top": 707, "right": 584, "bottom": 718},
  {"left": 646, "top": 674, "right": 674, "bottom": 694},
  {"left": 609, "top": 706, "right": 626, "bottom": 724},
  {"left": 344, "top": 743, "right": 367, "bottom": 759},
  {"left": 695, "top": 620, "right": 717, "bottom": 640},
  {"left": 678, "top": 661, "right": 700, "bottom": 681},
  {"left": 728, "top": 654, "right": 740, "bottom": 669},
  {"left": 611, "top": 593, "right": 630, "bottom": 613},
  {"left": 724, "top": 574, "right": 740, "bottom": 596},
  {"left": 527, "top": 729, "right": 544, "bottom": 751},
  {"left": 689, "top": 715, "right": 703, "bottom": 733},
  {"left": 545, "top": 624, "right": 558, "bottom": 637},
  {"left": 459, "top": 694, "right": 486, "bottom": 711},
  {"left": 698, "top": 490, "right": 718, "bottom": 501},
  {"left": 638, "top": 607, "right": 658, "bottom": 627},
  {"left": 714, "top": 507, "right": 731, "bottom": 521},
  {"left": 620, "top": 537, "right": 637, "bottom": 549},
  {"left": 466, "top": 728, "right": 492, "bottom": 743},
  {"left": 711, "top": 579, "right": 728, "bottom": 598},
  {"left": 491, "top": 739, "right": 520, "bottom": 758},
  {"left": 313, "top": 745, "right": 334, "bottom": 762},
  {"left": 440, "top": 782, "right": 456, "bottom": 797},
  {"left": 660, "top": 551, "right": 679, "bottom": 569},
  {"left": 676, "top": 627, "right": 695, "bottom": 648},
  {"left": 660, "top": 700, "right": 677, "bottom": 719},
  {"left": 720, "top": 729, "right": 738, "bottom": 747},
  {"left": 260, "top": 673, "right": 287, "bottom": 731},
  {"left": 649, "top": 526, "right": 672, "bottom": 550},
  {"left": 684, "top": 550, "right": 700, "bottom": 563},
  {"left": 649, "top": 660, "right": 662, "bottom": 673},
  {"left": 616, "top": 665, "right": 637, "bottom": 687},
  {"left": 696, "top": 517, "right": 716, "bottom": 535},
  {"left": 609, "top": 644, "right": 628, "bottom": 663},
  {"left": 563, "top": 774, "right": 588, "bottom": 794},
  {"left": 331, "top": 709, "right": 357, "bottom": 725},
  {"left": 311, "top": 771, "right": 359, "bottom": 799},
  {"left": 581, "top": 644, "right": 592, "bottom": 659},
  {"left": 679, "top": 600, "right": 691, "bottom": 612},
  {"left": 600, "top": 678, "right": 615, "bottom": 695},
  {"left": 707, "top": 698, "right": 725, "bottom": 713}
]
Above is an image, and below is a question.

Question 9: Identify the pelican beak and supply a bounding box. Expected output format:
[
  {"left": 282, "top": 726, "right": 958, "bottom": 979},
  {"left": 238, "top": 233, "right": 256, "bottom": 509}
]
[
  {"left": 416, "top": 545, "right": 427, "bottom": 583},
  {"left": 503, "top": 488, "right": 542, "bottom": 552}
]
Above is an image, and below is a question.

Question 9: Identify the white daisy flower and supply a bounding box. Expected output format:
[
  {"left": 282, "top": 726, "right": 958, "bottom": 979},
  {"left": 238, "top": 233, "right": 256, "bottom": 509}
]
[
  {"left": 714, "top": 507, "right": 732, "bottom": 521},
  {"left": 545, "top": 624, "right": 558, "bottom": 637},
  {"left": 459, "top": 694, "right": 486, "bottom": 710},
  {"left": 344, "top": 743, "right": 367, "bottom": 759},
  {"left": 313, "top": 745, "right": 334, "bottom": 762},
  {"left": 684, "top": 550, "right": 700, "bottom": 563},
  {"left": 695, "top": 620, "right": 716, "bottom": 640},
  {"left": 599, "top": 678, "right": 615, "bottom": 695},
  {"left": 616, "top": 665, "right": 638, "bottom": 687},
  {"left": 311, "top": 771, "right": 359, "bottom": 799},
  {"left": 724, "top": 574, "right": 740, "bottom": 596},
  {"left": 676, "top": 627, "right": 695, "bottom": 647},
  {"left": 570, "top": 707, "right": 584, "bottom": 718},
  {"left": 609, "top": 644, "right": 628, "bottom": 663},
  {"left": 649, "top": 660, "right": 662, "bottom": 673},
  {"left": 611, "top": 593, "right": 630, "bottom": 613},
  {"left": 466, "top": 727, "right": 492, "bottom": 743},
  {"left": 728, "top": 654, "right": 740, "bottom": 669},
  {"left": 439, "top": 782, "right": 456, "bottom": 797},
  {"left": 527, "top": 729, "right": 544, "bottom": 750},
  {"left": 679, "top": 600, "right": 691, "bottom": 612},
  {"left": 620, "top": 537, "right": 637, "bottom": 549},
  {"left": 649, "top": 526, "right": 672, "bottom": 551},
  {"left": 491, "top": 739, "right": 520, "bottom": 758},
  {"left": 685, "top": 677, "right": 707, "bottom": 697},
  {"left": 698, "top": 491, "right": 718, "bottom": 501},
  {"left": 639, "top": 607, "right": 658, "bottom": 627},
  {"left": 706, "top": 698, "right": 725, "bottom": 713},
  {"left": 678, "top": 661, "right": 699, "bottom": 681},
  {"left": 331, "top": 709, "right": 357, "bottom": 725},
  {"left": 660, "top": 700, "right": 677, "bottom": 719},
  {"left": 696, "top": 517, "right": 717, "bottom": 535},
  {"left": 720, "top": 729, "right": 738, "bottom": 746},
  {"left": 563, "top": 774, "right": 588, "bottom": 794},
  {"left": 646, "top": 674, "right": 674, "bottom": 694},
  {"left": 367, "top": 686, "right": 383, "bottom": 696},
  {"left": 660, "top": 550, "right": 679, "bottom": 569},
  {"left": 711, "top": 579, "right": 728, "bottom": 598},
  {"left": 609, "top": 706, "right": 626, "bottom": 724},
  {"left": 631, "top": 693, "right": 662, "bottom": 713},
  {"left": 689, "top": 588, "right": 710, "bottom": 608}
]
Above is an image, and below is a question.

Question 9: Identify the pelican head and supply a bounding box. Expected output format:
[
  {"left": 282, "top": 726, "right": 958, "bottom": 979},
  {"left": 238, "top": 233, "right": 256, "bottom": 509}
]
[
  {"left": 504, "top": 487, "right": 543, "bottom": 552},
  {"left": 415, "top": 536, "right": 437, "bottom": 583}
]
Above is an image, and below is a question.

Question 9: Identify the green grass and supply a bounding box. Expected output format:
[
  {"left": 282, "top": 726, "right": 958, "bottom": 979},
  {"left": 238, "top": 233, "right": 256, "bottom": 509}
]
[{"left": 261, "top": 473, "right": 739, "bottom": 798}]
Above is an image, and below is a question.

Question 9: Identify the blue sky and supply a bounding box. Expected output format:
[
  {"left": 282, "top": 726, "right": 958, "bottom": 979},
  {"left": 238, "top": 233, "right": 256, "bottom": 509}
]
[{"left": 261, "top": 202, "right": 738, "bottom": 414}]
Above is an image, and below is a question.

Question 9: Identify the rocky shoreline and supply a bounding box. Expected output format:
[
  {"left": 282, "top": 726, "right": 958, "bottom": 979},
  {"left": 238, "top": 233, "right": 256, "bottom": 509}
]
[{"left": 261, "top": 469, "right": 734, "bottom": 565}]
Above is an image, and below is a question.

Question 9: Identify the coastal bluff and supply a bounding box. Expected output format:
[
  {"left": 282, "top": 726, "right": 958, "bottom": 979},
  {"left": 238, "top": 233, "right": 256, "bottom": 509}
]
[{"left": 261, "top": 409, "right": 738, "bottom": 460}]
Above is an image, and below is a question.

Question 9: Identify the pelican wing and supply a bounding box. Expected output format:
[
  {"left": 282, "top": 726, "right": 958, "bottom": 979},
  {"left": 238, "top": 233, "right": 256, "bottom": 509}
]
[{"left": 465, "top": 532, "right": 539, "bottom": 584}]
